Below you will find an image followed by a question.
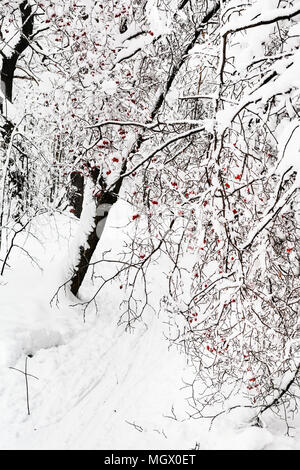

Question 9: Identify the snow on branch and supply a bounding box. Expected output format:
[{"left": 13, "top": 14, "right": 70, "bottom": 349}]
[
  {"left": 239, "top": 183, "right": 299, "bottom": 251},
  {"left": 221, "top": 5, "right": 300, "bottom": 36}
]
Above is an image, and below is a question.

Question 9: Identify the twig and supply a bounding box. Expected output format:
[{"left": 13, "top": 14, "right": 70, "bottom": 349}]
[{"left": 9, "top": 355, "right": 39, "bottom": 415}]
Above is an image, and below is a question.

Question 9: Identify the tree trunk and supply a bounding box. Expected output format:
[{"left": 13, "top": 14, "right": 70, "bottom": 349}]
[
  {"left": 68, "top": 171, "right": 85, "bottom": 218},
  {"left": 0, "top": 1, "right": 34, "bottom": 113},
  {"left": 70, "top": 189, "right": 118, "bottom": 296}
]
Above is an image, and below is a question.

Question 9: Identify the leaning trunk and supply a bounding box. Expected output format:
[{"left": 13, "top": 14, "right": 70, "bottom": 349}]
[{"left": 70, "top": 189, "right": 118, "bottom": 296}]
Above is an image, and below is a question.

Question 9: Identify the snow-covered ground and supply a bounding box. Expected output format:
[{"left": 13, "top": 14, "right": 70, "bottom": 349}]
[{"left": 0, "top": 207, "right": 299, "bottom": 450}]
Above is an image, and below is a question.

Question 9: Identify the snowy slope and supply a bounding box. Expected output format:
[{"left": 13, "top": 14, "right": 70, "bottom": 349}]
[{"left": 0, "top": 209, "right": 299, "bottom": 450}]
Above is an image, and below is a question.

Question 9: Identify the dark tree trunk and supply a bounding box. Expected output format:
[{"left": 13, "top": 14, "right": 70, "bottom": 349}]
[
  {"left": 0, "top": 1, "right": 34, "bottom": 224},
  {"left": 70, "top": 189, "right": 118, "bottom": 296},
  {"left": 1, "top": 56, "right": 18, "bottom": 107},
  {"left": 69, "top": 171, "right": 85, "bottom": 218},
  {"left": 0, "top": 1, "right": 34, "bottom": 113}
]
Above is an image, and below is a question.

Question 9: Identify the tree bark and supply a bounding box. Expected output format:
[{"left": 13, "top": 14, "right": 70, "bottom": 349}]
[
  {"left": 69, "top": 171, "right": 85, "bottom": 218},
  {"left": 70, "top": 189, "right": 118, "bottom": 296},
  {"left": 0, "top": 1, "right": 34, "bottom": 226},
  {"left": 0, "top": 1, "right": 34, "bottom": 112}
]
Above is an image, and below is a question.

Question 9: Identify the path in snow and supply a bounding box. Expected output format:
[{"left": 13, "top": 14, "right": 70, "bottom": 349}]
[{"left": 0, "top": 211, "right": 299, "bottom": 450}]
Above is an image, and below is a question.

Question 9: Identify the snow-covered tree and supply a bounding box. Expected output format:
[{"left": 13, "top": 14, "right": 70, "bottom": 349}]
[
  {"left": 82, "top": 0, "right": 300, "bottom": 425},
  {"left": 2, "top": 0, "right": 300, "bottom": 428}
]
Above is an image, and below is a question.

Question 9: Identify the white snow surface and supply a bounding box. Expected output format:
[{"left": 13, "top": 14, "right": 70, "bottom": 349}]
[{"left": 0, "top": 208, "right": 299, "bottom": 450}]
